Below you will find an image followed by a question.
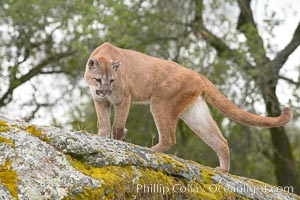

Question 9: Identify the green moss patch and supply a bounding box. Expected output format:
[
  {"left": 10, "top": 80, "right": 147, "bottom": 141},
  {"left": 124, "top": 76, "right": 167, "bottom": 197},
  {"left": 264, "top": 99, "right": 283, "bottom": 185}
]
[
  {"left": 25, "top": 125, "right": 49, "bottom": 142},
  {"left": 0, "top": 136, "right": 15, "bottom": 148},
  {"left": 0, "top": 160, "right": 18, "bottom": 199},
  {"left": 200, "top": 167, "right": 217, "bottom": 184},
  {"left": 0, "top": 121, "right": 8, "bottom": 126},
  {"left": 159, "top": 154, "right": 187, "bottom": 172},
  {"left": 66, "top": 156, "right": 245, "bottom": 200},
  {"left": 0, "top": 122, "right": 49, "bottom": 143},
  {"left": 0, "top": 121, "right": 9, "bottom": 132}
]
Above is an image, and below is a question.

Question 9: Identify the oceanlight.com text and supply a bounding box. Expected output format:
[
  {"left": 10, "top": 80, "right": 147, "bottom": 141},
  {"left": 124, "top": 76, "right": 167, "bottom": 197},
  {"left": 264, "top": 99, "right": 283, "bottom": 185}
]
[{"left": 136, "top": 183, "right": 294, "bottom": 196}]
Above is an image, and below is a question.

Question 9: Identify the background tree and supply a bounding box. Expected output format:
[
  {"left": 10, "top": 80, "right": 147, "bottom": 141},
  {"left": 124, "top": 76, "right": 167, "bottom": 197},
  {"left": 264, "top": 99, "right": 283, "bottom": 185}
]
[
  {"left": 0, "top": 0, "right": 101, "bottom": 121},
  {"left": 1, "top": 0, "right": 299, "bottom": 193}
]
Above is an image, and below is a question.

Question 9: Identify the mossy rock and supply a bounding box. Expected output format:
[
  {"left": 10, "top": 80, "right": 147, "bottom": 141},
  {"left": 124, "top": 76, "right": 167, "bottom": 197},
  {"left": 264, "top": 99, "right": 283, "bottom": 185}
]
[{"left": 0, "top": 114, "right": 299, "bottom": 200}]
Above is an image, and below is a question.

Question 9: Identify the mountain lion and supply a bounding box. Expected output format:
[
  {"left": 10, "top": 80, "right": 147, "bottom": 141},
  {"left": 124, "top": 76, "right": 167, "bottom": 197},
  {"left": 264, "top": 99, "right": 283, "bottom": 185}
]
[{"left": 84, "top": 42, "right": 292, "bottom": 172}]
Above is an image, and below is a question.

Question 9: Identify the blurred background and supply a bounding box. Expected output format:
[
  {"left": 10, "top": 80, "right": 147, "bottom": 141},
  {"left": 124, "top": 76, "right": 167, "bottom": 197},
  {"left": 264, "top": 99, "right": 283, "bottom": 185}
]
[{"left": 0, "top": 0, "right": 299, "bottom": 193}]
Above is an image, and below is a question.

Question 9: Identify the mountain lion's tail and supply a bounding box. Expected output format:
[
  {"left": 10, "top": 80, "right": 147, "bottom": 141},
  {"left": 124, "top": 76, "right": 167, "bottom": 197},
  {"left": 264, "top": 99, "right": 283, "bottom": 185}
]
[{"left": 202, "top": 76, "right": 292, "bottom": 128}]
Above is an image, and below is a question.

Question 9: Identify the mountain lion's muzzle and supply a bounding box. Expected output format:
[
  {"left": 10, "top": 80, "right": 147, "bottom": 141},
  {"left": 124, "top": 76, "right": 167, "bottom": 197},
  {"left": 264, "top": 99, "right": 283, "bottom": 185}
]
[{"left": 96, "top": 89, "right": 112, "bottom": 97}]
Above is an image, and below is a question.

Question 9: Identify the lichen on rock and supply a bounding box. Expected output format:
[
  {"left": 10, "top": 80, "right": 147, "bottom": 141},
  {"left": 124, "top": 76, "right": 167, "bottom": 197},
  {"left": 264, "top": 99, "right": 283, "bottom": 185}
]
[
  {"left": 0, "top": 114, "right": 299, "bottom": 200},
  {"left": 0, "top": 120, "right": 10, "bottom": 132},
  {"left": 0, "top": 159, "right": 18, "bottom": 199},
  {"left": 0, "top": 118, "right": 100, "bottom": 200}
]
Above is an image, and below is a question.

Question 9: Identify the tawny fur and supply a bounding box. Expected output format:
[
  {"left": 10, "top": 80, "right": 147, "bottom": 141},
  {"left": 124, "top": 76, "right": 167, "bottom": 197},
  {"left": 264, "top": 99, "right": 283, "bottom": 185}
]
[{"left": 84, "top": 42, "right": 293, "bottom": 172}]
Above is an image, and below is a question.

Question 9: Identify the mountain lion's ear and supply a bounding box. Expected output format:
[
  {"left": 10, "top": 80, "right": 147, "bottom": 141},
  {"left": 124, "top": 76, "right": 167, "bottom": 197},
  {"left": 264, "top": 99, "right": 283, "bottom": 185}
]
[
  {"left": 112, "top": 60, "right": 121, "bottom": 70},
  {"left": 88, "top": 58, "right": 99, "bottom": 69}
]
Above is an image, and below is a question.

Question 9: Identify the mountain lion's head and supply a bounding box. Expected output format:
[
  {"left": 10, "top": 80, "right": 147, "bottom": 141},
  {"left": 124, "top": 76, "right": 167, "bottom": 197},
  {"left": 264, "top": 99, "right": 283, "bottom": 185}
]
[{"left": 84, "top": 56, "right": 120, "bottom": 99}]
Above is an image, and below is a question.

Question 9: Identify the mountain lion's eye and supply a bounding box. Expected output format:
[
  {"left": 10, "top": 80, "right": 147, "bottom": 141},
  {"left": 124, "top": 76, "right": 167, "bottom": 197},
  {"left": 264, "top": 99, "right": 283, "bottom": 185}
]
[
  {"left": 110, "top": 79, "right": 115, "bottom": 84},
  {"left": 94, "top": 78, "right": 102, "bottom": 84}
]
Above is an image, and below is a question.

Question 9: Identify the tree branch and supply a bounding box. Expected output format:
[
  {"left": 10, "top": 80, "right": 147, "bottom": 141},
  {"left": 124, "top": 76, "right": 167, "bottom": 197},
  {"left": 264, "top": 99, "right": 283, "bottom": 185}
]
[
  {"left": 237, "top": 0, "right": 269, "bottom": 64},
  {"left": 39, "top": 70, "right": 65, "bottom": 74},
  {"left": 191, "top": 0, "right": 254, "bottom": 73},
  {"left": 18, "top": 51, "right": 75, "bottom": 85},
  {"left": 279, "top": 75, "right": 300, "bottom": 88},
  {"left": 23, "top": 84, "right": 60, "bottom": 122},
  {"left": 24, "top": 102, "right": 51, "bottom": 122},
  {"left": 272, "top": 22, "right": 300, "bottom": 68},
  {"left": 237, "top": 0, "right": 252, "bottom": 29},
  {"left": 0, "top": 50, "right": 75, "bottom": 107}
]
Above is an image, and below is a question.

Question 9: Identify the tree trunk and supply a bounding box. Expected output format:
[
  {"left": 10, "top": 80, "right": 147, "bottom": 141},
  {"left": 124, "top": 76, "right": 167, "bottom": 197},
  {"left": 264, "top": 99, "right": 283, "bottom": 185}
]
[
  {"left": 261, "top": 80, "right": 299, "bottom": 192},
  {"left": 270, "top": 126, "right": 299, "bottom": 190}
]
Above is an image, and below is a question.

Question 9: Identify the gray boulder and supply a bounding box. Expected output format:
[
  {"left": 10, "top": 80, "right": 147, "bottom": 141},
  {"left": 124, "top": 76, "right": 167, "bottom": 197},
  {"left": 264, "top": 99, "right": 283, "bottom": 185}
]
[{"left": 0, "top": 114, "right": 298, "bottom": 199}]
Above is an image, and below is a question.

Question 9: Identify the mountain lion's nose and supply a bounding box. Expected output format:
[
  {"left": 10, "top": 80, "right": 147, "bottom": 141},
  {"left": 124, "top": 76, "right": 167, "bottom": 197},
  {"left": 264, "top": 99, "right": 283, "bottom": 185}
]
[{"left": 96, "top": 90, "right": 111, "bottom": 96}]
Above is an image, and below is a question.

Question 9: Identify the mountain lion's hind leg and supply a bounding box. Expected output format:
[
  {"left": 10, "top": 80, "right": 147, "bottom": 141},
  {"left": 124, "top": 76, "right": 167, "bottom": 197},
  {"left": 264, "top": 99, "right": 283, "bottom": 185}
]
[{"left": 180, "top": 96, "right": 230, "bottom": 172}]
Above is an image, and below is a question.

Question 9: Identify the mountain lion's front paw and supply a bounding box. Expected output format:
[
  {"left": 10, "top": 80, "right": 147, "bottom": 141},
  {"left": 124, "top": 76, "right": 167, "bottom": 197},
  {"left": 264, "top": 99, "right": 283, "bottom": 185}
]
[
  {"left": 215, "top": 166, "right": 229, "bottom": 173},
  {"left": 112, "top": 128, "right": 128, "bottom": 140},
  {"left": 98, "top": 129, "right": 111, "bottom": 138}
]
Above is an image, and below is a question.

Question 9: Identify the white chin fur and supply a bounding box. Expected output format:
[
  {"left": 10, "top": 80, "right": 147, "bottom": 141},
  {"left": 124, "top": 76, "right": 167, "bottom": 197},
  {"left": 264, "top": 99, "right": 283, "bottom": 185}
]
[{"left": 92, "top": 95, "right": 105, "bottom": 101}]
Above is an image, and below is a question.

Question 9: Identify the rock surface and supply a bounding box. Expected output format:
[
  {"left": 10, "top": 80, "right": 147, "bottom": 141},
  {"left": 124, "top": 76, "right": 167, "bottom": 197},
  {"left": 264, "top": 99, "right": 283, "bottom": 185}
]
[{"left": 0, "top": 114, "right": 299, "bottom": 200}]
